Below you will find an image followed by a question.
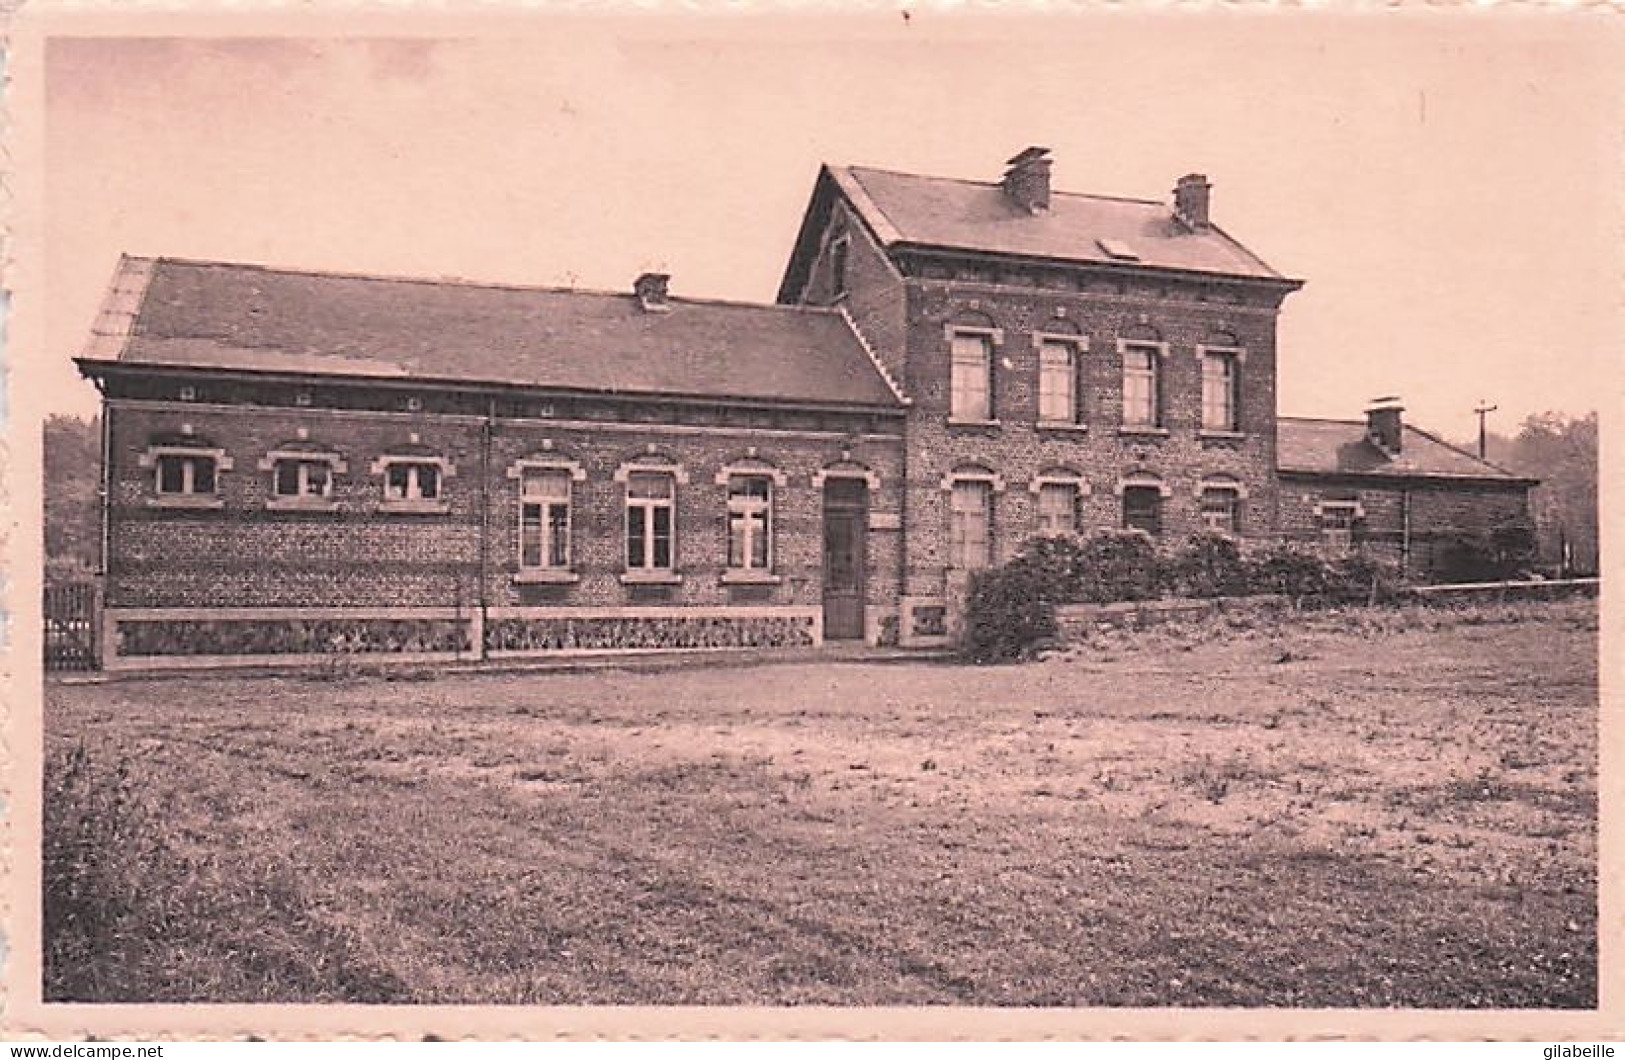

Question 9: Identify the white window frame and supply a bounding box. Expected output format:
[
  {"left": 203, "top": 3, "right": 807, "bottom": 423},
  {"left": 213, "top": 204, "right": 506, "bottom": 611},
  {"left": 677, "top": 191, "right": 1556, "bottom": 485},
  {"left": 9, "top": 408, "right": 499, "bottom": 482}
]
[
  {"left": 946, "top": 324, "right": 1002, "bottom": 424},
  {"left": 615, "top": 461, "right": 688, "bottom": 583},
  {"left": 726, "top": 476, "right": 774, "bottom": 573},
  {"left": 941, "top": 468, "right": 1005, "bottom": 571},
  {"left": 139, "top": 444, "right": 232, "bottom": 509},
  {"left": 260, "top": 449, "right": 347, "bottom": 511},
  {"left": 1197, "top": 345, "right": 1245, "bottom": 435},
  {"left": 1034, "top": 331, "right": 1088, "bottom": 427},
  {"left": 1118, "top": 340, "right": 1169, "bottom": 431},
  {"left": 1028, "top": 471, "right": 1091, "bottom": 538},
  {"left": 717, "top": 461, "right": 789, "bottom": 583},
  {"left": 372, "top": 454, "right": 454, "bottom": 513}
]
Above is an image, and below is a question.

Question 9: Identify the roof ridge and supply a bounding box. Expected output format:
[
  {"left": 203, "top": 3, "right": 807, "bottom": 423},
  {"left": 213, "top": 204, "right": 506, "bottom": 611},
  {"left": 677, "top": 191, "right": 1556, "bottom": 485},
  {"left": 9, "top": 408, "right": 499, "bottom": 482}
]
[
  {"left": 145, "top": 256, "right": 830, "bottom": 314},
  {"left": 1404, "top": 422, "right": 1522, "bottom": 477},
  {"left": 841, "top": 164, "right": 1165, "bottom": 207}
]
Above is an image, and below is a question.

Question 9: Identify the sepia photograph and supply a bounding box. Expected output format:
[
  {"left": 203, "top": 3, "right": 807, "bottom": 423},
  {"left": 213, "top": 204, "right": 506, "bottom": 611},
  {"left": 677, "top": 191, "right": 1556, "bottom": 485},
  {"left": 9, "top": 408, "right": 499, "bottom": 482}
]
[{"left": 12, "top": 4, "right": 1617, "bottom": 1037}]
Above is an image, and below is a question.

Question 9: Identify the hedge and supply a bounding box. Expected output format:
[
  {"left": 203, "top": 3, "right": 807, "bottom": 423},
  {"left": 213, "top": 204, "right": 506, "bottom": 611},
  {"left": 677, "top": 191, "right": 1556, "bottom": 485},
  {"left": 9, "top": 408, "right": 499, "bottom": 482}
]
[{"left": 961, "top": 532, "right": 1401, "bottom": 662}]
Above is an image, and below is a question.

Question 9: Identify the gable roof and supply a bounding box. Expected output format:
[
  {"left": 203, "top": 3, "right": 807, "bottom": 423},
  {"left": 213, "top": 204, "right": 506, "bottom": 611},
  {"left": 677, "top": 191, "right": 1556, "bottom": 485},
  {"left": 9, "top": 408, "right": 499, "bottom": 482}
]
[
  {"left": 82, "top": 256, "right": 905, "bottom": 410},
  {"left": 1277, "top": 417, "right": 1535, "bottom": 484},
  {"left": 779, "top": 164, "right": 1299, "bottom": 301}
]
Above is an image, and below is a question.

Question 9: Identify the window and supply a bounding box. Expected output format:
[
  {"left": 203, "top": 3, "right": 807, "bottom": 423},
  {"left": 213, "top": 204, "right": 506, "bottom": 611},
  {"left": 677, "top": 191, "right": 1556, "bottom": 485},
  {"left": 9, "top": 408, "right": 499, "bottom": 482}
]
[
  {"left": 830, "top": 235, "right": 849, "bottom": 298},
  {"left": 1037, "top": 482, "right": 1077, "bottom": 537},
  {"left": 727, "top": 476, "right": 773, "bottom": 571},
  {"left": 1200, "top": 487, "right": 1240, "bottom": 535},
  {"left": 520, "top": 469, "right": 572, "bottom": 570},
  {"left": 626, "top": 471, "right": 676, "bottom": 571},
  {"left": 156, "top": 452, "right": 216, "bottom": 495},
  {"left": 141, "top": 442, "right": 232, "bottom": 507},
  {"left": 1320, "top": 502, "right": 1360, "bottom": 552},
  {"left": 273, "top": 458, "right": 333, "bottom": 500},
  {"left": 1122, "top": 486, "right": 1163, "bottom": 535},
  {"left": 1038, "top": 339, "right": 1077, "bottom": 425},
  {"left": 1201, "top": 349, "right": 1240, "bottom": 431},
  {"left": 385, "top": 462, "right": 440, "bottom": 501},
  {"left": 1122, "top": 343, "right": 1161, "bottom": 428},
  {"left": 950, "top": 332, "right": 993, "bottom": 422},
  {"left": 949, "top": 480, "right": 994, "bottom": 569}
]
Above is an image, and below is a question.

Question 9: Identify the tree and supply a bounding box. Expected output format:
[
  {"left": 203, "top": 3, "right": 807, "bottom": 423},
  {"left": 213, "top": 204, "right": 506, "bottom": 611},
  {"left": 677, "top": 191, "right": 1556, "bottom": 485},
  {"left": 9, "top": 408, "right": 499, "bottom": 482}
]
[
  {"left": 1505, "top": 412, "right": 1598, "bottom": 576},
  {"left": 44, "top": 415, "right": 101, "bottom": 575}
]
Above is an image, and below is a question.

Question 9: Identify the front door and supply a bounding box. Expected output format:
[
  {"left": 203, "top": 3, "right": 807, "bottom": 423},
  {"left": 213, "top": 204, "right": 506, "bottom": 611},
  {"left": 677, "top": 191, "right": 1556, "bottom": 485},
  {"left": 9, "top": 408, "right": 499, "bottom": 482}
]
[{"left": 822, "top": 479, "right": 868, "bottom": 640}]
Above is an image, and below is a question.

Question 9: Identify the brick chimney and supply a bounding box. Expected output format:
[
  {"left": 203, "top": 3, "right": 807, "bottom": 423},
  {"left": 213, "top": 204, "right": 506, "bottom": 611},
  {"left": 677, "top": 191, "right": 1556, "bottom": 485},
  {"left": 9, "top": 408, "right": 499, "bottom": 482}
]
[
  {"left": 1365, "top": 396, "right": 1404, "bottom": 456},
  {"left": 1173, "top": 173, "right": 1212, "bottom": 231},
  {"left": 634, "top": 272, "right": 671, "bottom": 313},
  {"left": 1002, "top": 147, "right": 1052, "bottom": 215}
]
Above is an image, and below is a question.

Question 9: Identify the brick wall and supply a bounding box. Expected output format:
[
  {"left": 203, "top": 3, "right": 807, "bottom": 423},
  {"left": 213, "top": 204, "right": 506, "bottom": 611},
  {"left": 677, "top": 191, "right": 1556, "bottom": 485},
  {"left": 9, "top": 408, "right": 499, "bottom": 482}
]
[
  {"left": 1278, "top": 473, "right": 1534, "bottom": 580},
  {"left": 106, "top": 400, "right": 905, "bottom": 616},
  {"left": 799, "top": 201, "right": 909, "bottom": 391},
  {"left": 897, "top": 279, "right": 1284, "bottom": 597}
]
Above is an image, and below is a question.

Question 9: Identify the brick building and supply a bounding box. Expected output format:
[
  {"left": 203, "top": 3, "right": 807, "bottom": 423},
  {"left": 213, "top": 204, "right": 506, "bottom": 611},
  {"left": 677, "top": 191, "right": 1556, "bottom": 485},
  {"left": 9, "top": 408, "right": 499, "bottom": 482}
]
[{"left": 77, "top": 148, "right": 1534, "bottom": 668}]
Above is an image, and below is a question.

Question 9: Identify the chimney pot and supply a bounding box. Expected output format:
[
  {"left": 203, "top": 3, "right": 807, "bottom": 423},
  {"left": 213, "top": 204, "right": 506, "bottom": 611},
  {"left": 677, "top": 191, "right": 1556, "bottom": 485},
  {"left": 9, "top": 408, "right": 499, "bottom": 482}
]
[
  {"left": 634, "top": 272, "right": 671, "bottom": 312},
  {"left": 1002, "top": 146, "right": 1052, "bottom": 215},
  {"left": 1174, "top": 173, "right": 1212, "bottom": 231},
  {"left": 1365, "top": 396, "right": 1404, "bottom": 455}
]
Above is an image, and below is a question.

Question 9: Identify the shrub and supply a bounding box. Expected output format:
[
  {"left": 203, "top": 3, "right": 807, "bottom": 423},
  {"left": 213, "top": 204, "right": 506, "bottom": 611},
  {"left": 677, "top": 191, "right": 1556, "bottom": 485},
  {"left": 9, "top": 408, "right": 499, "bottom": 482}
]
[
  {"left": 1164, "top": 532, "right": 1249, "bottom": 598},
  {"left": 1014, "top": 535, "right": 1091, "bottom": 603},
  {"left": 1326, "top": 551, "right": 1401, "bottom": 604},
  {"left": 1074, "top": 529, "right": 1161, "bottom": 603},
  {"left": 961, "top": 559, "right": 1058, "bottom": 664},
  {"left": 1245, "top": 541, "right": 1333, "bottom": 602}
]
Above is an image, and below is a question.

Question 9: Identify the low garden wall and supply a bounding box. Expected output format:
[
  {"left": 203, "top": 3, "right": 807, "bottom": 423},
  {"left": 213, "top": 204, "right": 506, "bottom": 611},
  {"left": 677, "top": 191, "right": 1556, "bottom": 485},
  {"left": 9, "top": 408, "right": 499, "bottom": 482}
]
[{"left": 1054, "top": 594, "right": 1291, "bottom": 638}]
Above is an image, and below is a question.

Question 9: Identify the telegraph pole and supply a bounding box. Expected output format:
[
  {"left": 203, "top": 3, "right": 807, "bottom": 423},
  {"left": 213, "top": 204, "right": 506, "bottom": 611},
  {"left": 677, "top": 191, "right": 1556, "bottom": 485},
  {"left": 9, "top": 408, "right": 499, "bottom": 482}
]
[{"left": 1473, "top": 400, "right": 1498, "bottom": 460}]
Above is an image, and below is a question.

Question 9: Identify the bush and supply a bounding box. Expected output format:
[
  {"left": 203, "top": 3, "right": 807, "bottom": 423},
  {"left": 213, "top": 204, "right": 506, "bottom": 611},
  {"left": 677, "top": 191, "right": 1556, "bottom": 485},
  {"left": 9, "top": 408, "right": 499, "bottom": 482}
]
[
  {"left": 1074, "top": 529, "right": 1160, "bottom": 603},
  {"left": 1014, "top": 535, "right": 1091, "bottom": 603},
  {"left": 1434, "top": 522, "right": 1539, "bottom": 584},
  {"left": 1164, "top": 532, "right": 1249, "bottom": 598},
  {"left": 1325, "top": 551, "right": 1401, "bottom": 604},
  {"left": 1245, "top": 542, "right": 1333, "bottom": 601},
  {"left": 961, "top": 559, "right": 1058, "bottom": 664}
]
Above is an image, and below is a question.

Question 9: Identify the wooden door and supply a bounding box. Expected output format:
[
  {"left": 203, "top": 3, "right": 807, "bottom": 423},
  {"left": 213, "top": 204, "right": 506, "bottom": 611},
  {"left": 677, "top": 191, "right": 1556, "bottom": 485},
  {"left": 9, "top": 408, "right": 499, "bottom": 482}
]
[{"left": 822, "top": 480, "right": 868, "bottom": 640}]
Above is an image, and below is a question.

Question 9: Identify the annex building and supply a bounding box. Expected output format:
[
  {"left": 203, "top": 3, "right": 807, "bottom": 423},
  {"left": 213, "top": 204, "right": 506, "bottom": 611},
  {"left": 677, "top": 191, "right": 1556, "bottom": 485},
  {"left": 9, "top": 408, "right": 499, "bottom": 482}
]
[{"left": 77, "top": 148, "right": 1535, "bottom": 669}]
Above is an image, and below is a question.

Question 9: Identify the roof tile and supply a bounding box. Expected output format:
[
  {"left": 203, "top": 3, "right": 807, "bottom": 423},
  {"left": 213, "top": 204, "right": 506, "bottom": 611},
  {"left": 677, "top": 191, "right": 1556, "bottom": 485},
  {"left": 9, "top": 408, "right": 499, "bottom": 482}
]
[
  {"left": 833, "top": 166, "right": 1294, "bottom": 282},
  {"left": 1277, "top": 417, "right": 1529, "bottom": 482},
  {"left": 101, "top": 257, "right": 903, "bottom": 409}
]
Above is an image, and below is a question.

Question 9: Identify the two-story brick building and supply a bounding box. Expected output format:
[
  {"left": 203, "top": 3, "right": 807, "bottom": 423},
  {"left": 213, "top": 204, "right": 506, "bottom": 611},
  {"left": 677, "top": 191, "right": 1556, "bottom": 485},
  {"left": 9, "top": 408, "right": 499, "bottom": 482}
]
[{"left": 76, "top": 147, "right": 1534, "bottom": 668}]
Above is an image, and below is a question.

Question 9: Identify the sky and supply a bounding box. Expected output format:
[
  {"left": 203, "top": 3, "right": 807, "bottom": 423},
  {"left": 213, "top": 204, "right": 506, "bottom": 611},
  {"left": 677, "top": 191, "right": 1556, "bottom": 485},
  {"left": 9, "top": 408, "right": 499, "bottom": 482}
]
[{"left": 40, "top": 13, "right": 1623, "bottom": 442}]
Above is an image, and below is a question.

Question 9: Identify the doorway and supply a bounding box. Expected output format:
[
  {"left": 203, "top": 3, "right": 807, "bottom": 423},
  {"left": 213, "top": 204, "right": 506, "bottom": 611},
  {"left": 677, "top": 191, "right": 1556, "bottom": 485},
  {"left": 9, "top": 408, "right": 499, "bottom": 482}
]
[{"left": 821, "top": 478, "right": 869, "bottom": 640}]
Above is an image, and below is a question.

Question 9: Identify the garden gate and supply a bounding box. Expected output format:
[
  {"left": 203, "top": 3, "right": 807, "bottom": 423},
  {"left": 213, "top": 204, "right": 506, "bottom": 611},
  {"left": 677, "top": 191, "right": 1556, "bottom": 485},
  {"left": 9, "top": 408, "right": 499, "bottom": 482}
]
[{"left": 44, "top": 581, "right": 100, "bottom": 672}]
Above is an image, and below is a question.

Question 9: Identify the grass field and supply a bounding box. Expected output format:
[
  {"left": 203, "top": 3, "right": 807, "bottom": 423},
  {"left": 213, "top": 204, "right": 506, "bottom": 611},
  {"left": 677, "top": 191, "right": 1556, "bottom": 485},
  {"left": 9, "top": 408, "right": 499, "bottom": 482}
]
[{"left": 43, "top": 599, "right": 1598, "bottom": 1007}]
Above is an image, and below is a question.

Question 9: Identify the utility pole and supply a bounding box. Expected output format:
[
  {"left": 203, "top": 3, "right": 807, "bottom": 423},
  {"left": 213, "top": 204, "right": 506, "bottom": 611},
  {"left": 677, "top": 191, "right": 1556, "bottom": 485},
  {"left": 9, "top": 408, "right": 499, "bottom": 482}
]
[{"left": 1473, "top": 400, "right": 1498, "bottom": 460}]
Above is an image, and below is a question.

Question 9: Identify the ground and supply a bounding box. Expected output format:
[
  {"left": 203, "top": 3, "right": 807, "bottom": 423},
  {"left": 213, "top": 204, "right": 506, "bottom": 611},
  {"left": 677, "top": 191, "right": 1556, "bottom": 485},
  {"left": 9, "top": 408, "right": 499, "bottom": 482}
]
[{"left": 43, "top": 599, "right": 1597, "bottom": 1007}]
